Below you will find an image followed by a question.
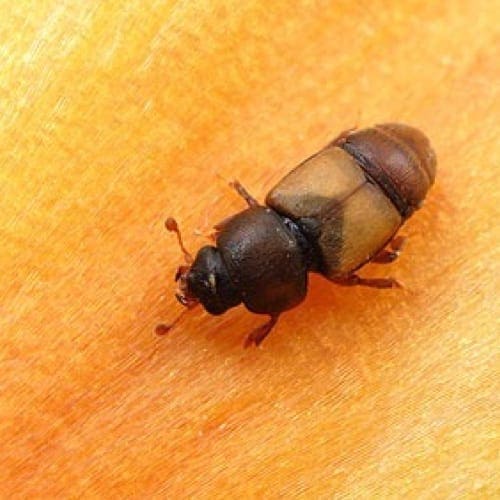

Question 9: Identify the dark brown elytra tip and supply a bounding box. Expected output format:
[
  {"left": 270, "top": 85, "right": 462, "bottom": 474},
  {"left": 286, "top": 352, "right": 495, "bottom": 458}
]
[{"left": 341, "top": 123, "right": 437, "bottom": 218}]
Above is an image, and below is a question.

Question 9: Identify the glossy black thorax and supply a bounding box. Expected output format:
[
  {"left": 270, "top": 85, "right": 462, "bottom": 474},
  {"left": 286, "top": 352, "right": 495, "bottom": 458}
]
[{"left": 187, "top": 206, "right": 314, "bottom": 315}]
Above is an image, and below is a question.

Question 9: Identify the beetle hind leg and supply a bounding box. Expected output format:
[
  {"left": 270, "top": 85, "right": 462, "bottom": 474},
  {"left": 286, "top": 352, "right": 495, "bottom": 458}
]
[
  {"left": 334, "top": 274, "right": 402, "bottom": 289},
  {"left": 244, "top": 314, "right": 280, "bottom": 348},
  {"left": 372, "top": 235, "right": 407, "bottom": 264}
]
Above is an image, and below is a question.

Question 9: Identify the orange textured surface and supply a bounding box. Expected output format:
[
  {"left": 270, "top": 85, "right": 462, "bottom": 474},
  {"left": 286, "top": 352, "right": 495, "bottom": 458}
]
[{"left": 1, "top": 0, "right": 499, "bottom": 497}]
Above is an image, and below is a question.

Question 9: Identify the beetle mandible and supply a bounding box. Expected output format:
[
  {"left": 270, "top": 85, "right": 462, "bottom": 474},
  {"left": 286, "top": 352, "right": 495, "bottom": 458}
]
[{"left": 158, "top": 123, "right": 436, "bottom": 347}]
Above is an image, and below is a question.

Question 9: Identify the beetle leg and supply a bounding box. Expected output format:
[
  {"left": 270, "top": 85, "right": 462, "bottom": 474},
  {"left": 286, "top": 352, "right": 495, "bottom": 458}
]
[
  {"left": 229, "top": 179, "right": 259, "bottom": 207},
  {"left": 244, "top": 314, "right": 280, "bottom": 348},
  {"left": 390, "top": 235, "right": 407, "bottom": 252},
  {"left": 334, "top": 274, "right": 402, "bottom": 289},
  {"left": 371, "top": 250, "right": 398, "bottom": 264},
  {"left": 372, "top": 236, "right": 407, "bottom": 264}
]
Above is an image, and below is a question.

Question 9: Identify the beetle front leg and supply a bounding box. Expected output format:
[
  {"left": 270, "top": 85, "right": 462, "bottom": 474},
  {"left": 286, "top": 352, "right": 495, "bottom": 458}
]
[{"left": 244, "top": 314, "right": 280, "bottom": 348}]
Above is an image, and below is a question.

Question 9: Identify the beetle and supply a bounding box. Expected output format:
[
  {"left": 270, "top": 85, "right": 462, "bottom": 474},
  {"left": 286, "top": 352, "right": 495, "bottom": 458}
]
[{"left": 157, "top": 123, "right": 436, "bottom": 347}]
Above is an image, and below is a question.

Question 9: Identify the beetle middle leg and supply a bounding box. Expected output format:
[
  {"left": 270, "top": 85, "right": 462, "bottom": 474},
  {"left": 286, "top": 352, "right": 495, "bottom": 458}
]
[
  {"left": 372, "top": 236, "right": 407, "bottom": 264},
  {"left": 229, "top": 179, "right": 259, "bottom": 207},
  {"left": 334, "top": 274, "right": 402, "bottom": 289},
  {"left": 244, "top": 314, "right": 280, "bottom": 348}
]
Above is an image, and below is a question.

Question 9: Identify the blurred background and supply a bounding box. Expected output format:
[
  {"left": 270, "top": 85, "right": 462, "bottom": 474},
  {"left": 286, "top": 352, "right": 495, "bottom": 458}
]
[{"left": 1, "top": 0, "right": 498, "bottom": 497}]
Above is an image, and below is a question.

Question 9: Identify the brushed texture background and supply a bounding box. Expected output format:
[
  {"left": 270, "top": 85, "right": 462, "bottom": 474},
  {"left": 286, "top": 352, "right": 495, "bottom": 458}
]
[{"left": 1, "top": 0, "right": 498, "bottom": 496}]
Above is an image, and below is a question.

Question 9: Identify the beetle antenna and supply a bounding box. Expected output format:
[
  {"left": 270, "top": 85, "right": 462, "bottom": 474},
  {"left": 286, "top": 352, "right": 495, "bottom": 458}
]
[
  {"left": 165, "top": 217, "right": 193, "bottom": 264},
  {"left": 155, "top": 303, "right": 199, "bottom": 336}
]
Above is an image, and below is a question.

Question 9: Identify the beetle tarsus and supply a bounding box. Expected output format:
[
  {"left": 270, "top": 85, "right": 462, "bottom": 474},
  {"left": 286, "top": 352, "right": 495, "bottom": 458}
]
[
  {"left": 155, "top": 323, "right": 172, "bottom": 335},
  {"left": 244, "top": 314, "right": 280, "bottom": 348},
  {"left": 156, "top": 302, "right": 199, "bottom": 337},
  {"left": 229, "top": 179, "right": 259, "bottom": 207},
  {"left": 335, "top": 275, "right": 402, "bottom": 289}
]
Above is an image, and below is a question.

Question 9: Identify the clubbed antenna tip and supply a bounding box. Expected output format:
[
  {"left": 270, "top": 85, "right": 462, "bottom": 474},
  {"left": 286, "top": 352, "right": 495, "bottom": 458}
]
[{"left": 165, "top": 217, "right": 193, "bottom": 264}]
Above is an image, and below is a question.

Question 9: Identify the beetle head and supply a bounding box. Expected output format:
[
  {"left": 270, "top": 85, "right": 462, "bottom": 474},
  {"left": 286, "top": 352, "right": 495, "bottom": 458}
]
[{"left": 184, "top": 246, "right": 241, "bottom": 315}]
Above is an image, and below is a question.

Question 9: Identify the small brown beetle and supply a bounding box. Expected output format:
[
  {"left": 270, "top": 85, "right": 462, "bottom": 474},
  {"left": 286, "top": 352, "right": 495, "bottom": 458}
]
[{"left": 158, "top": 123, "right": 436, "bottom": 347}]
